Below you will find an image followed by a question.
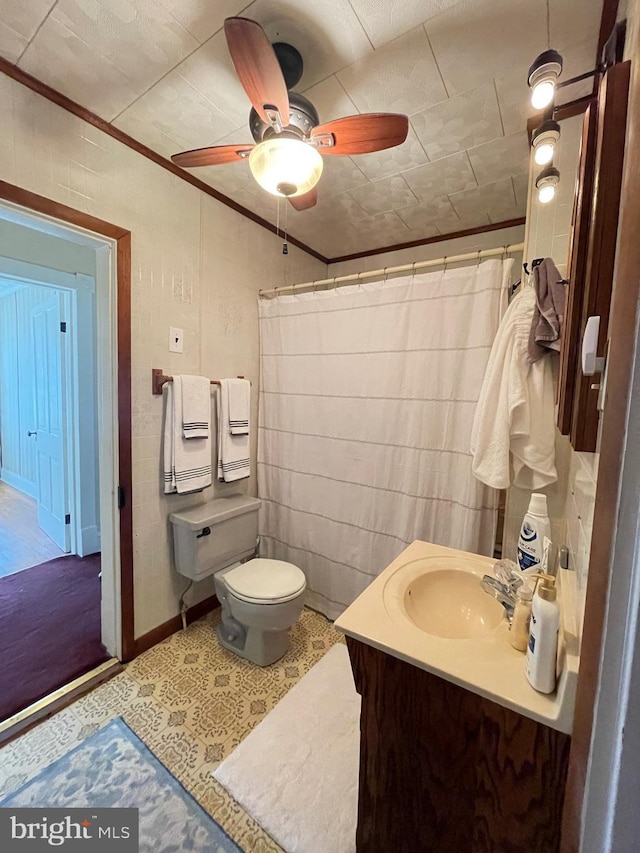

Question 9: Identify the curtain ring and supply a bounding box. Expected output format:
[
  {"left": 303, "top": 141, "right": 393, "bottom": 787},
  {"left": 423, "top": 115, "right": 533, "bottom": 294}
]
[
  {"left": 332, "top": 276, "right": 338, "bottom": 291},
  {"left": 383, "top": 267, "right": 388, "bottom": 282},
  {"left": 443, "top": 256, "right": 448, "bottom": 273},
  {"left": 357, "top": 271, "right": 363, "bottom": 288},
  {"left": 476, "top": 249, "right": 481, "bottom": 266},
  {"left": 412, "top": 261, "right": 417, "bottom": 277}
]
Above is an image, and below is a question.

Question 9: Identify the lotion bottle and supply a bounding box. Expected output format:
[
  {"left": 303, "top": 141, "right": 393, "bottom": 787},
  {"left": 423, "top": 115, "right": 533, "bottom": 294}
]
[
  {"left": 510, "top": 583, "right": 534, "bottom": 652},
  {"left": 525, "top": 574, "right": 560, "bottom": 693},
  {"left": 517, "top": 493, "right": 551, "bottom": 575}
]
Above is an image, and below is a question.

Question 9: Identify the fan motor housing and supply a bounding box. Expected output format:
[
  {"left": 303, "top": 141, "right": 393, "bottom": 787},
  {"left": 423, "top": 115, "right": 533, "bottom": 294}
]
[{"left": 250, "top": 92, "right": 320, "bottom": 143}]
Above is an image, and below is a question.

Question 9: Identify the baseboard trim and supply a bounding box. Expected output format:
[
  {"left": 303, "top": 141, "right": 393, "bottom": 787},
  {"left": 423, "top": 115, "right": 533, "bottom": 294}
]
[
  {"left": 0, "top": 469, "right": 37, "bottom": 499},
  {"left": 133, "top": 595, "right": 219, "bottom": 658},
  {"left": 0, "top": 658, "right": 122, "bottom": 747}
]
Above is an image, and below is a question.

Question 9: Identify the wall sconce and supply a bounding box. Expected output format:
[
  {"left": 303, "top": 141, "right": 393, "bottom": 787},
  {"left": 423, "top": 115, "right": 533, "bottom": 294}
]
[
  {"left": 528, "top": 50, "right": 564, "bottom": 109},
  {"left": 249, "top": 137, "right": 323, "bottom": 198},
  {"left": 532, "top": 120, "right": 561, "bottom": 165},
  {"left": 536, "top": 166, "right": 560, "bottom": 204}
]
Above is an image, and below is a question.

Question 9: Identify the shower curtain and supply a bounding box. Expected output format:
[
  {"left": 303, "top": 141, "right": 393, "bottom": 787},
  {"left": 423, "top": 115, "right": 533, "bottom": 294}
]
[{"left": 257, "top": 258, "right": 512, "bottom": 620}]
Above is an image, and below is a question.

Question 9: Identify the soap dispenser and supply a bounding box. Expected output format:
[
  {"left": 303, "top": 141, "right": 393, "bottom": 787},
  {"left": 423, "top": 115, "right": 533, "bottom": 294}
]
[{"left": 525, "top": 574, "right": 560, "bottom": 693}]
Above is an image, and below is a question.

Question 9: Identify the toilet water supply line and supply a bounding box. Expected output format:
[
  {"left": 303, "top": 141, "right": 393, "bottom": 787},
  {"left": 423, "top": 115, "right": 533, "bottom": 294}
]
[
  {"left": 259, "top": 242, "right": 525, "bottom": 298},
  {"left": 179, "top": 579, "right": 193, "bottom": 631}
]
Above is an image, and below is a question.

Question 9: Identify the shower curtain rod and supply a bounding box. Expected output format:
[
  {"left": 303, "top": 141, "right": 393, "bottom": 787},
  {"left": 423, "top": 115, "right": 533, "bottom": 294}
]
[{"left": 259, "top": 242, "right": 524, "bottom": 298}]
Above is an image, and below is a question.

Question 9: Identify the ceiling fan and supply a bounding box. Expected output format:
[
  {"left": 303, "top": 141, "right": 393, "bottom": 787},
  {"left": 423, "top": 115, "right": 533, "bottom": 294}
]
[{"left": 171, "top": 17, "right": 409, "bottom": 211}]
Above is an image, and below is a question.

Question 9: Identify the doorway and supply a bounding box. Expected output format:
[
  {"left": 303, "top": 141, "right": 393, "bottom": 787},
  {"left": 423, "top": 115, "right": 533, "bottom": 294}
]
[{"left": 0, "top": 181, "right": 134, "bottom": 730}]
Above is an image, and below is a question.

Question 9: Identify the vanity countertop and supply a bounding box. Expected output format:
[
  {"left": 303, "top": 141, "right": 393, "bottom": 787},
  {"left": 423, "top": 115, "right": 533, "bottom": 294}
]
[{"left": 334, "top": 539, "right": 579, "bottom": 735}]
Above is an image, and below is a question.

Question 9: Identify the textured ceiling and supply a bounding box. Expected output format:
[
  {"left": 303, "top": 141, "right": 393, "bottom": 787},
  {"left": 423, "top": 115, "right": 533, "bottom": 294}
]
[{"left": 1, "top": 0, "right": 603, "bottom": 259}]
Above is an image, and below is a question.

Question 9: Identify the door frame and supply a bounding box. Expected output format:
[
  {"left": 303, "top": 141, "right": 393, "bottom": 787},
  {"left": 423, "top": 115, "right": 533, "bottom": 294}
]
[{"left": 0, "top": 180, "right": 135, "bottom": 662}]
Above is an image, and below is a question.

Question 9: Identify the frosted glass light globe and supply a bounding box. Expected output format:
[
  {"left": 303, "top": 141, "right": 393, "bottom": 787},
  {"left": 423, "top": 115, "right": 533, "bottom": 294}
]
[
  {"left": 538, "top": 184, "right": 556, "bottom": 204},
  {"left": 531, "top": 80, "right": 555, "bottom": 109},
  {"left": 249, "top": 138, "right": 323, "bottom": 198},
  {"left": 534, "top": 142, "right": 555, "bottom": 165}
]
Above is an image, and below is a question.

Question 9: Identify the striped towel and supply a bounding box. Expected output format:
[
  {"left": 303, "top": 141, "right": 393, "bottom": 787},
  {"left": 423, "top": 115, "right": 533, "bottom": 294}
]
[
  {"left": 217, "top": 380, "right": 250, "bottom": 482},
  {"left": 163, "top": 377, "right": 212, "bottom": 494},
  {"left": 181, "top": 374, "right": 210, "bottom": 439},
  {"left": 227, "top": 378, "right": 250, "bottom": 435}
]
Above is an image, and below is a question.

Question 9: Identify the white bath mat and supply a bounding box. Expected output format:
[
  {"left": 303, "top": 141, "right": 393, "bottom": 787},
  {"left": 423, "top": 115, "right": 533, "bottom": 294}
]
[{"left": 213, "top": 643, "right": 360, "bottom": 853}]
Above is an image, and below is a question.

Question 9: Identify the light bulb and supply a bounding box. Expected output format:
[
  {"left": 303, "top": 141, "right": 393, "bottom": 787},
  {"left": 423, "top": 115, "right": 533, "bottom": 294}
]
[
  {"left": 249, "top": 138, "right": 323, "bottom": 197},
  {"left": 538, "top": 184, "right": 556, "bottom": 204},
  {"left": 531, "top": 79, "right": 555, "bottom": 109},
  {"left": 534, "top": 142, "right": 555, "bottom": 165}
]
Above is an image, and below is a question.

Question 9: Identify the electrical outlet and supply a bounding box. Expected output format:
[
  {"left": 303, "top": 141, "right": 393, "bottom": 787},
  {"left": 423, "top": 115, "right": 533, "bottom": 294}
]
[{"left": 169, "top": 327, "right": 184, "bottom": 353}]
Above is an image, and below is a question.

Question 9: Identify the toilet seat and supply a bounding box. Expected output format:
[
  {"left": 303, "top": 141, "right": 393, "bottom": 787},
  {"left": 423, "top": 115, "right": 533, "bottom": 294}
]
[{"left": 224, "top": 558, "right": 306, "bottom": 604}]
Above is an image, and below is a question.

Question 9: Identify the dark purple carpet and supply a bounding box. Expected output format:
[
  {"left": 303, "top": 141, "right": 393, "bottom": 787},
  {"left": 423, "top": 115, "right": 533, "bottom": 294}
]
[{"left": 0, "top": 553, "right": 109, "bottom": 722}]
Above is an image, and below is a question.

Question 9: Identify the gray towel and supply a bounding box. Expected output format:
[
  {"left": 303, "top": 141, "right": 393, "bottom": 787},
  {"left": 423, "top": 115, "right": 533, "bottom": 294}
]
[{"left": 528, "top": 257, "right": 566, "bottom": 363}]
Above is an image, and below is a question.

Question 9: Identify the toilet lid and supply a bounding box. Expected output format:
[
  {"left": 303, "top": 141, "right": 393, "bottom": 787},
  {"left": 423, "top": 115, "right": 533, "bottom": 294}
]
[{"left": 224, "top": 558, "right": 306, "bottom": 603}]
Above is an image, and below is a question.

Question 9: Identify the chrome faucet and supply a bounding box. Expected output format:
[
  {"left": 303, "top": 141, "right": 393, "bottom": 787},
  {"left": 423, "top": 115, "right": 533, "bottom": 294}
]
[{"left": 480, "top": 572, "right": 523, "bottom": 622}]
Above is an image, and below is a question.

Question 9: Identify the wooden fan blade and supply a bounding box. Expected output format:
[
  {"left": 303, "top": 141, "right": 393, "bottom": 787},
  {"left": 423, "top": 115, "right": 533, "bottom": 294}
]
[
  {"left": 289, "top": 188, "right": 318, "bottom": 211},
  {"left": 224, "top": 17, "right": 290, "bottom": 128},
  {"left": 171, "top": 144, "right": 254, "bottom": 168},
  {"left": 311, "top": 113, "right": 409, "bottom": 156}
]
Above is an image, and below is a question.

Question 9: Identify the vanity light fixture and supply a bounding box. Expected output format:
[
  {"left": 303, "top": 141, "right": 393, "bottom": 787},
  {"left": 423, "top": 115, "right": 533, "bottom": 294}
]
[
  {"left": 535, "top": 166, "right": 560, "bottom": 204},
  {"left": 532, "top": 120, "right": 561, "bottom": 165},
  {"left": 248, "top": 137, "right": 323, "bottom": 198},
  {"left": 528, "top": 49, "right": 564, "bottom": 109}
]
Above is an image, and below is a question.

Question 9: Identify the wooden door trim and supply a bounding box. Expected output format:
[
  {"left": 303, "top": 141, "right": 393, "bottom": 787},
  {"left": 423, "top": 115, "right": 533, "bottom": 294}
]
[
  {"left": 0, "top": 180, "right": 135, "bottom": 662},
  {"left": 560, "top": 62, "right": 640, "bottom": 853}
]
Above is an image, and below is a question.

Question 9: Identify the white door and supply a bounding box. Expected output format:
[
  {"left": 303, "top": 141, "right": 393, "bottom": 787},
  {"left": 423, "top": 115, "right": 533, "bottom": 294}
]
[{"left": 30, "top": 292, "right": 70, "bottom": 551}]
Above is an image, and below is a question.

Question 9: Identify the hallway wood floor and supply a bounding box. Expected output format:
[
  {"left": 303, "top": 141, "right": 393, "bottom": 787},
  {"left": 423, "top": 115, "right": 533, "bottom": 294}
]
[{"left": 0, "top": 481, "right": 64, "bottom": 578}]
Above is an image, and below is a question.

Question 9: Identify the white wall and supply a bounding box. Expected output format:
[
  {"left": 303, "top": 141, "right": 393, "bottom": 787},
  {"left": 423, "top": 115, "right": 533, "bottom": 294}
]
[
  {"left": 0, "top": 72, "right": 326, "bottom": 639},
  {"left": 328, "top": 224, "right": 525, "bottom": 279}
]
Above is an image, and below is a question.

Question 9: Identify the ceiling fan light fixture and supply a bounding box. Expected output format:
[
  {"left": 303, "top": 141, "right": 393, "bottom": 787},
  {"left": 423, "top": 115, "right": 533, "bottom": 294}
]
[
  {"left": 532, "top": 119, "right": 561, "bottom": 165},
  {"left": 535, "top": 165, "right": 560, "bottom": 204},
  {"left": 528, "top": 49, "right": 563, "bottom": 109},
  {"left": 249, "top": 138, "right": 323, "bottom": 198}
]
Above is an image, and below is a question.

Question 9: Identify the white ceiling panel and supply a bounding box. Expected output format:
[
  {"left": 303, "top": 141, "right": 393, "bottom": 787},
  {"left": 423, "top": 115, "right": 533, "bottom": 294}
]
[
  {"left": 20, "top": 15, "right": 141, "bottom": 119},
  {"left": 315, "top": 155, "right": 369, "bottom": 198},
  {"left": 0, "top": 19, "right": 29, "bottom": 63},
  {"left": 336, "top": 26, "right": 447, "bottom": 116},
  {"left": 115, "top": 72, "right": 239, "bottom": 158},
  {"left": 247, "top": 0, "right": 373, "bottom": 90},
  {"left": 356, "top": 125, "right": 428, "bottom": 182},
  {"left": 346, "top": 0, "right": 461, "bottom": 48},
  {"left": 301, "top": 75, "right": 359, "bottom": 124},
  {"left": 0, "top": 0, "right": 57, "bottom": 43},
  {"left": 402, "top": 151, "right": 477, "bottom": 199},
  {"left": 494, "top": 65, "right": 541, "bottom": 138},
  {"left": 396, "top": 196, "right": 457, "bottom": 231},
  {"left": 153, "top": 0, "right": 249, "bottom": 44},
  {"left": 449, "top": 176, "right": 521, "bottom": 223},
  {"left": 467, "top": 132, "right": 529, "bottom": 187},
  {"left": 512, "top": 173, "right": 529, "bottom": 209},
  {"left": 426, "top": 0, "right": 547, "bottom": 96},
  {"left": 550, "top": 0, "right": 603, "bottom": 52},
  {"left": 159, "top": 31, "right": 252, "bottom": 131},
  {"left": 411, "top": 82, "right": 503, "bottom": 162},
  {"left": 555, "top": 37, "right": 600, "bottom": 104},
  {"left": 348, "top": 174, "right": 418, "bottom": 215}
]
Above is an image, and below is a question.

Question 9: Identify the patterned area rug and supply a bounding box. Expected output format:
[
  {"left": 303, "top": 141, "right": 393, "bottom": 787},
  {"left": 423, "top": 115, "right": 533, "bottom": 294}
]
[{"left": 0, "top": 717, "right": 242, "bottom": 853}]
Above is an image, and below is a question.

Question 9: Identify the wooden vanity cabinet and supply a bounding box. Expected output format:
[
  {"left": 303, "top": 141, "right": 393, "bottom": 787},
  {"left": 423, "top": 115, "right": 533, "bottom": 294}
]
[{"left": 346, "top": 637, "right": 571, "bottom": 853}]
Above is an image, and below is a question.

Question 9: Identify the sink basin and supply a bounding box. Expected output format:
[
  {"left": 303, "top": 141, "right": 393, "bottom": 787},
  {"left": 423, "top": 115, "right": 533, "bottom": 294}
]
[{"left": 383, "top": 555, "right": 505, "bottom": 640}]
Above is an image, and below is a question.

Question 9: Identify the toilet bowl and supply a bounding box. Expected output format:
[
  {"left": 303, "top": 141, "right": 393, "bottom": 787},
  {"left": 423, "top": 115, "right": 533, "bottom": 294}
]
[
  {"left": 170, "top": 496, "right": 307, "bottom": 666},
  {"left": 214, "top": 558, "right": 306, "bottom": 666}
]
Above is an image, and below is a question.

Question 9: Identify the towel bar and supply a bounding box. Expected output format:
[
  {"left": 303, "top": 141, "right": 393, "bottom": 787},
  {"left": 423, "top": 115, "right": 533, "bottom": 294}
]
[{"left": 152, "top": 368, "right": 248, "bottom": 395}]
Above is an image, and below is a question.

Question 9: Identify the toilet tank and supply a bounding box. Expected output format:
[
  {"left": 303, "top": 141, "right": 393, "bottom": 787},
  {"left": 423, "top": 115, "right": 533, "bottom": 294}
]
[{"left": 170, "top": 495, "right": 261, "bottom": 582}]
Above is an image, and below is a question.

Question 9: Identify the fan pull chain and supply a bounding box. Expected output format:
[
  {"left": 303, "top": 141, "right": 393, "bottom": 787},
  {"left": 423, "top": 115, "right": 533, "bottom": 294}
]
[{"left": 283, "top": 201, "right": 288, "bottom": 255}]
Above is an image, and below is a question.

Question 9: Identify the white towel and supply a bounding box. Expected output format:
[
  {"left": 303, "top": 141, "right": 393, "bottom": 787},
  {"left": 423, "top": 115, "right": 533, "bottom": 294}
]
[
  {"left": 163, "top": 377, "right": 212, "bottom": 494},
  {"left": 227, "top": 378, "right": 250, "bottom": 435},
  {"left": 181, "top": 374, "right": 211, "bottom": 439},
  {"left": 217, "top": 379, "right": 250, "bottom": 482},
  {"left": 470, "top": 287, "right": 557, "bottom": 490}
]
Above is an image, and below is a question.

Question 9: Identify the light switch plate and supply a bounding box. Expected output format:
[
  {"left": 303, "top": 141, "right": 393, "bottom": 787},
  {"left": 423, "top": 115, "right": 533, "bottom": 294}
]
[{"left": 169, "top": 327, "right": 184, "bottom": 353}]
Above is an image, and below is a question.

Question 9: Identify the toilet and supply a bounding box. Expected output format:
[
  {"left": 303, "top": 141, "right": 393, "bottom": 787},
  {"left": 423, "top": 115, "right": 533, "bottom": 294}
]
[{"left": 170, "top": 495, "right": 306, "bottom": 666}]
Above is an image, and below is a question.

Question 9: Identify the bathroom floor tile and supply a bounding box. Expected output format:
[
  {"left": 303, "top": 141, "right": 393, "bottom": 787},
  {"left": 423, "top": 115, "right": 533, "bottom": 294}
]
[{"left": 0, "top": 607, "right": 342, "bottom": 853}]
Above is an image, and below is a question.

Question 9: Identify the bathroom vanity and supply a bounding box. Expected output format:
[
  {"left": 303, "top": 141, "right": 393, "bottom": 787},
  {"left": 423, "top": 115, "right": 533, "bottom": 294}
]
[{"left": 334, "top": 540, "right": 578, "bottom": 853}]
